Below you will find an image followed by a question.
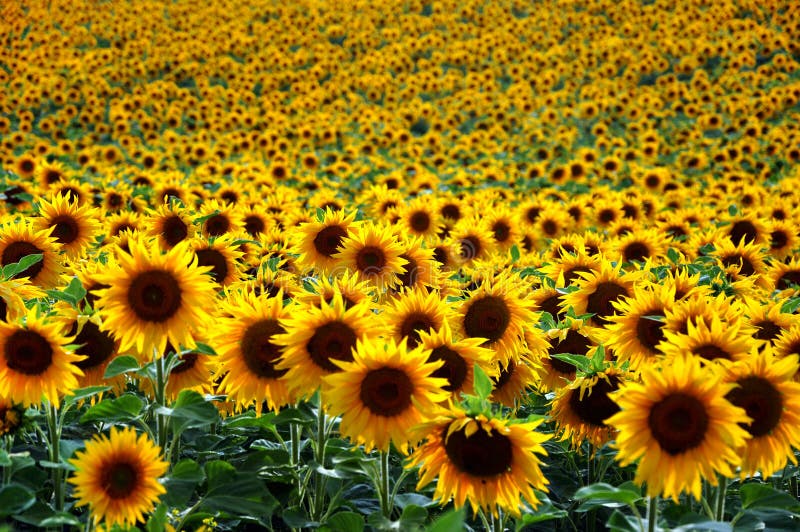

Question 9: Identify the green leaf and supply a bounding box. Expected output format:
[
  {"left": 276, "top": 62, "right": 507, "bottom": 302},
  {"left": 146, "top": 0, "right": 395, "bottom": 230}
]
[
  {"left": 80, "top": 393, "right": 143, "bottom": 423},
  {"left": 550, "top": 353, "right": 592, "bottom": 373},
  {"left": 192, "top": 342, "right": 217, "bottom": 355},
  {"left": 781, "top": 297, "right": 800, "bottom": 314},
  {"left": 12, "top": 501, "right": 81, "bottom": 527},
  {"left": 0, "top": 484, "right": 36, "bottom": 517},
  {"left": 515, "top": 495, "right": 567, "bottom": 528},
  {"left": 103, "top": 355, "right": 141, "bottom": 378},
  {"left": 606, "top": 509, "right": 645, "bottom": 532},
  {"left": 428, "top": 507, "right": 465, "bottom": 532},
  {"left": 574, "top": 482, "right": 643, "bottom": 511},
  {"left": 162, "top": 459, "right": 204, "bottom": 507},
  {"left": 63, "top": 385, "right": 110, "bottom": 406},
  {"left": 510, "top": 244, "right": 521, "bottom": 262},
  {"left": 473, "top": 363, "right": 492, "bottom": 400},
  {"left": 157, "top": 389, "right": 219, "bottom": 434},
  {"left": 398, "top": 505, "right": 428, "bottom": 528},
  {"left": 64, "top": 276, "right": 87, "bottom": 302},
  {"left": 204, "top": 460, "right": 237, "bottom": 490},
  {"left": 0, "top": 450, "right": 12, "bottom": 467},
  {"left": 2, "top": 253, "right": 42, "bottom": 279},
  {"left": 146, "top": 503, "right": 168, "bottom": 532},
  {"left": 283, "top": 507, "right": 320, "bottom": 528},
  {"left": 324, "top": 511, "right": 364, "bottom": 532},
  {"left": 667, "top": 247, "right": 680, "bottom": 263},
  {"left": 740, "top": 483, "right": 800, "bottom": 512}
]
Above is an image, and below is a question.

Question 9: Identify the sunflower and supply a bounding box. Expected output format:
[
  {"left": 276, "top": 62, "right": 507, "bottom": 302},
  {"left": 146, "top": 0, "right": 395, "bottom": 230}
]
[
  {"left": 0, "top": 220, "right": 64, "bottom": 289},
  {"left": 0, "top": 307, "right": 83, "bottom": 406},
  {"left": 722, "top": 349, "right": 800, "bottom": 478},
  {"left": 163, "top": 344, "right": 215, "bottom": 401},
  {"left": 550, "top": 368, "right": 627, "bottom": 449},
  {"left": 392, "top": 235, "right": 440, "bottom": 292},
  {"left": 274, "top": 294, "right": 380, "bottom": 399},
  {"left": 484, "top": 207, "right": 522, "bottom": 251},
  {"left": 491, "top": 353, "right": 541, "bottom": 407},
  {"left": 333, "top": 222, "right": 407, "bottom": 290},
  {"left": 33, "top": 193, "right": 101, "bottom": 258},
  {"left": 764, "top": 219, "right": 799, "bottom": 260},
  {"left": 323, "top": 337, "right": 447, "bottom": 453},
  {"left": 417, "top": 322, "right": 495, "bottom": 399},
  {"left": 296, "top": 270, "right": 376, "bottom": 310},
  {"left": 197, "top": 199, "right": 241, "bottom": 238},
  {"left": 0, "top": 397, "right": 24, "bottom": 436},
  {"left": 660, "top": 315, "right": 755, "bottom": 366},
  {"left": 145, "top": 201, "right": 196, "bottom": 250},
  {"left": 609, "top": 228, "right": 668, "bottom": 265},
  {"left": 606, "top": 355, "right": 750, "bottom": 502},
  {"left": 449, "top": 218, "right": 495, "bottom": 265},
  {"left": 406, "top": 408, "right": 550, "bottom": 518},
  {"left": 382, "top": 288, "right": 452, "bottom": 348},
  {"left": 560, "top": 259, "right": 644, "bottom": 328},
  {"left": 213, "top": 289, "right": 293, "bottom": 413},
  {"left": 598, "top": 284, "right": 675, "bottom": 371},
  {"left": 538, "top": 250, "right": 601, "bottom": 288},
  {"left": 712, "top": 238, "right": 768, "bottom": 286},
  {"left": 93, "top": 237, "right": 218, "bottom": 357},
  {"left": 741, "top": 299, "right": 798, "bottom": 349},
  {"left": 766, "top": 258, "right": 800, "bottom": 295},
  {"left": 722, "top": 211, "right": 768, "bottom": 246},
  {"left": 68, "top": 427, "right": 169, "bottom": 527},
  {"left": 190, "top": 235, "right": 244, "bottom": 288},
  {"left": 0, "top": 276, "right": 45, "bottom": 322},
  {"left": 534, "top": 318, "right": 596, "bottom": 392},
  {"left": 456, "top": 271, "right": 537, "bottom": 365},
  {"left": 398, "top": 196, "right": 442, "bottom": 239},
  {"left": 294, "top": 209, "right": 359, "bottom": 274},
  {"left": 54, "top": 305, "right": 120, "bottom": 389}
]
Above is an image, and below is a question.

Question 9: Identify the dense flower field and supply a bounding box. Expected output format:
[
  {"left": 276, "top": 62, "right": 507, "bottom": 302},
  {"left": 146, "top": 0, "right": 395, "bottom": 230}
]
[{"left": 2, "top": 0, "right": 800, "bottom": 530}]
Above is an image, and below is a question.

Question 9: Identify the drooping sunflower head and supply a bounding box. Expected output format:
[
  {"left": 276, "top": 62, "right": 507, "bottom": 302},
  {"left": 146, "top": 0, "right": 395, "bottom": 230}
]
[
  {"left": 93, "top": 236, "right": 218, "bottom": 357},
  {"left": 407, "top": 408, "right": 550, "bottom": 518},
  {"left": 0, "top": 307, "right": 84, "bottom": 406},
  {"left": 607, "top": 355, "right": 750, "bottom": 502},
  {"left": 722, "top": 349, "right": 800, "bottom": 478},
  {"left": 294, "top": 208, "right": 359, "bottom": 274},
  {"left": 456, "top": 271, "right": 537, "bottom": 365},
  {"left": 333, "top": 222, "right": 408, "bottom": 290},
  {"left": 322, "top": 337, "right": 448, "bottom": 453},
  {"left": 68, "top": 426, "right": 169, "bottom": 527},
  {"left": 0, "top": 219, "right": 64, "bottom": 289}
]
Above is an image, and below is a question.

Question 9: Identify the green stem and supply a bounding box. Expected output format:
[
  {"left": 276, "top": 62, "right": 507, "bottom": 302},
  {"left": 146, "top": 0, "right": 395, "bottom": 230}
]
[
  {"left": 380, "top": 450, "right": 391, "bottom": 518},
  {"left": 791, "top": 476, "right": 799, "bottom": 500},
  {"left": 478, "top": 510, "right": 491, "bottom": 531},
  {"left": 493, "top": 509, "right": 504, "bottom": 532},
  {"left": 154, "top": 348, "right": 168, "bottom": 451},
  {"left": 715, "top": 477, "right": 728, "bottom": 521},
  {"left": 316, "top": 405, "right": 326, "bottom": 466},
  {"left": 311, "top": 404, "right": 327, "bottom": 520},
  {"left": 646, "top": 496, "right": 658, "bottom": 532},
  {"left": 47, "top": 402, "right": 64, "bottom": 513},
  {"left": 290, "top": 421, "right": 302, "bottom": 503},
  {"left": 2, "top": 435, "right": 12, "bottom": 485}
]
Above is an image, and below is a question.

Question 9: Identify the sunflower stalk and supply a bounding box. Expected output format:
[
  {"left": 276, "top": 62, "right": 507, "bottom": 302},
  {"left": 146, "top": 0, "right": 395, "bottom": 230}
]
[
  {"left": 153, "top": 348, "right": 169, "bottom": 451},
  {"left": 2, "top": 435, "right": 12, "bottom": 485},
  {"left": 46, "top": 401, "right": 65, "bottom": 513},
  {"left": 646, "top": 496, "right": 658, "bottom": 532},
  {"left": 379, "top": 450, "right": 392, "bottom": 518},
  {"left": 714, "top": 476, "right": 728, "bottom": 521},
  {"left": 311, "top": 404, "right": 328, "bottom": 520}
]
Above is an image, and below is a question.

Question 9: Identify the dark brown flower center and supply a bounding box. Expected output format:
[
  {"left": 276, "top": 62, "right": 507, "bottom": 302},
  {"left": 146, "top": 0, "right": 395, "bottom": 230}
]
[
  {"left": 648, "top": 393, "right": 709, "bottom": 455},
  {"left": 399, "top": 312, "right": 437, "bottom": 348},
  {"left": 493, "top": 360, "right": 515, "bottom": 390},
  {"left": 441, "top": 204, "right": 461, "bottom": 221},
  {"left": 548, "top": 329, "right": 591, "bottom": 374},
  {"left": 492, "top": 221, "right": 511, "bottom": 243},
  {"left": 355, "top": 246, "right": 386, "bottom": 274},
  {"left": 636, "top": 311, "right": 665, "bottom": 352},
  {"left": 0, "top": 299, "right": 7, "bottom": 322},
  {"left": 692, "top": 343, "right": 731, "bottom": 362},
  {"left": 307, "top": 321, "right": 358, "bottom": 372},
  {"left": 49, "top": 215, "right": 80, "bottom": 245},
  {"left": 204, "top": 214, "right": 230, "bottom": 237},
  {"left": 161, "top": 216, "right": 188, "bottom": 247},
  {"left": 397, "top": 254, "right": 419, "bottom": 288},
  {"left": 5, "top": 330, "right": 54, "bottom": 375},
  {"left": 459, "top": 236, "right": 482, "bottom": 260},
  {"left": 770, "top": 230, "right": 788, "bottom": 250},
  {"left": 563, "top": 266, "right": 592, "bottom": 286},
  {"left": 127, "top": 270, "right": 182, "bottom": 323},
  {"left": 409, "top": 211, "right": 431, "bottom": 233},
  {"left": 623, "top": 242, "right": 650, "bottom": 263},
  {"left": 778, "top": 271, "right": 800, "bottom": 291},
  {"left": 567, "top": 376, "right": 621, "bottom": 427},
  {"left": 241, "top": 319, "right": 288, "bottom": 379},
  {"left": 726, "top": 376, "right": 783, "bottom": 437},
  {"left": 359, "top": 367, "right": 413, "bottom": 416},
  {"left": 537, "top": 294, "right": 564, "bottom": 320},
  {"left": 70, "top": 321, "right": 116, "bottom": 370},
  {"left": 444, "top": 424, "right": 512, "bottom": 477},
  {"left": 754, "top": 320, "right": 781, "bottom": 343},
  {"left": 721, "top": 254, "right": 755, "bottom": 276},
  {"left": 172, "top": 353, "right": 198, "bottom": 374},
  {"left": 586, "top": 281, "right": 629, "bottom": 325},
  {"left": 195, "top": 248, "right": 229, "bottom": 285},
  {"left": 313, "top": 225, "right": 347, "bottom": 257},
  {"left": 463, "top": 296, "right": 510, "bottom": 342},
  {"left": 102, "top": 461, "right": 139, "bottom": 499},
  {"left": 729, "top": 220, "right": 757, "bottom": 245},
  {"left": 244, "top": 215, "right": 265, "bottom": 236},
  {"left": 2, "top": 241, "right": 45, "bottom": 281},
  {"left": 428, "top": 345, "right": 467, "bottom": 392}
]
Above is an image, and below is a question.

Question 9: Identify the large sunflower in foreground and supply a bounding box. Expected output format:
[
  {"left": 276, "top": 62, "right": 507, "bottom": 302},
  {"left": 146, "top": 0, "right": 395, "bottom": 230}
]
[
  {"left": 322, "top": 337, "right": 448, "bottom": 453},
  {"left": 0, "top": 220, "right": 64, "bottom": 289},
  {"left": 274, "top": 294, "right": 380, "bottom": 399},
  {"left": 406, "top": 408, "right": 550, "bottom": 518},
  {"left": 68, "top": 427, "right": 168, "bottom": 527},
  {"left": 213, "top": 290, "right": 294, "bottom": 413},
  {"left": 93, "top": 237, "right": 218, "bottom": 357},
  {"left": 333, "top": 222, "right": 408, "bottom": 290},
  {"left": 606, "top": 355, "right": 750, "bottom": 502},
  {"left": 722, "top": 350, "right": 800, "bottom": 478},
  {"left": 0, "top": 307, "right": 83, "bottom": 406}
]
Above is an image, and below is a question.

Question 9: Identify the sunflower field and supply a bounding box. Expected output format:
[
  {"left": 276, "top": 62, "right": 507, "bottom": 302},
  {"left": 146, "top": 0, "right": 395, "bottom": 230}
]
[{"left": 2, "top": 0, "right": 800, "bottom": 530}]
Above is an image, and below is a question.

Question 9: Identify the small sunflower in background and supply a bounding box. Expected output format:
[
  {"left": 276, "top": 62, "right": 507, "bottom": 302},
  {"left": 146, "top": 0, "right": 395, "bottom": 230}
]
[
  {"left": 407, "top": 406, "right": 550, "bottom": 518},
  {"left": 294, "top": 209, "right": 359, "bottom": 274},
  {"left": 323, "top": 337, "right": 448, "bottom": 453},
  {"left": 722, "top": 349, "right": 800, "bottom": 479},
  {"left": 382, "top": 287, "right": 452, "bottom": 348},
  {"left": 0, "top": 307, "right": 84, "bottom": 406},
  {"left": 213, "top": 289, "right": 293, "bottom": 414},
  {"left": 607, "top": 355, "right": 750, "bottom": 502},
  {"left": 68, "top": 427, "right": 168, "bottom": 527},
  {"left": 93, "top": 236, "right": 218, "bottom": 358}
]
